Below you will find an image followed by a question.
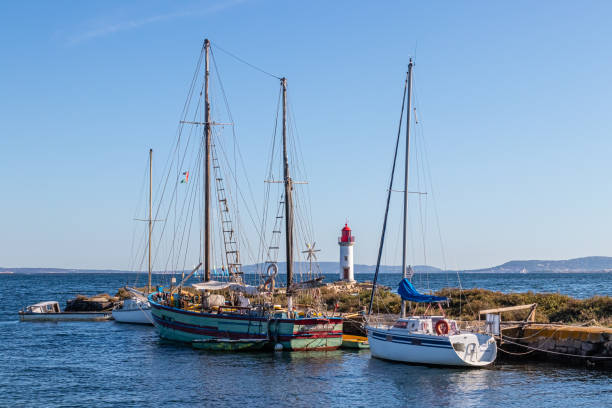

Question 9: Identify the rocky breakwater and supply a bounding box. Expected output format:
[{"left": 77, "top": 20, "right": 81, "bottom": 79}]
[
  {"left": 501, "top": 324, "right": 612, "bottom": 368},
  {"left": 64, "top": 293, "right": 120, "bottom": 312}
]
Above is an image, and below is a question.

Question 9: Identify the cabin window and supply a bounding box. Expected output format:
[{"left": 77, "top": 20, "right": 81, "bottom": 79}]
[{"left": 393, "top": 321, "right": 408, "bottom": 328}]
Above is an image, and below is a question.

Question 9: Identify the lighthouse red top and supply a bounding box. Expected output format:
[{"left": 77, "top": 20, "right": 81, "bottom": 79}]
[{"left": 340, "top": 223, "right": 355, "bottom": 243}]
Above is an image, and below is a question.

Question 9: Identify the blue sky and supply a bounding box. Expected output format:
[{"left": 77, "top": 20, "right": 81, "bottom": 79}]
[{"left": 2, "top": 1, "right": 612, "bottom": 270}]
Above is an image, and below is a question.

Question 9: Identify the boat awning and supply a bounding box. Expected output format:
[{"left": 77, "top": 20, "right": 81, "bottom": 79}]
[
  {"left": 192, "top": 281, "right": 259, "bottom": 295},
  {"left": 397, "top": 278, "right": 448, "bottom": 303},
  {"left": 192, "top": 281, "right": 232, "bottom": 291}
]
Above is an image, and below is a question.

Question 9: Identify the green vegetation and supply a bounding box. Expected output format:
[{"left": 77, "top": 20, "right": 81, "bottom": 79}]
[
  {"left": 437, "top": 288, "right": 612, "bottom": 326},
  {"left": 319, "top": 285, "right": 612, "bottom": 326}
]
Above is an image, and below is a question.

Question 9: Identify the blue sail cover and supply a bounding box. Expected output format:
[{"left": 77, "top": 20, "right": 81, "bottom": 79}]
[{"left": 397, "top": 278, "right": 448, "bottom": 303}]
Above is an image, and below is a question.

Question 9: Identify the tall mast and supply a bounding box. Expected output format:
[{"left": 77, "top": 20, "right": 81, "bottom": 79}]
[
  {"left": 281, "top": 77, "right": 294, "bottom": 313},
  {"left": 148, "top": 148, "right": 153, "bottom": 292},
  {"left": 367, "top": 72, "right": 409, "bottom": 316},
  {"left": 204, "top": 39, "right": 212, "bottom": 282},
  {"left": 401, "top": 59, "right": 413, "bottom": 318}
]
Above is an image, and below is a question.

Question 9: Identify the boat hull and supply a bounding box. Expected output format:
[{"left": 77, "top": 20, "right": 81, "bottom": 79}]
[
  {"left": 149, "top": 296, "right": 269, "bottom": 344},
  {"left": 192, "top": 338, "right": 267, "bottom": 351},
  {"left": 367, "top": 326, "right": 496, "bottom": 367},
  {"left": 269, "top": 316, "right": 343, "bottom": 351},
  {"left": 112, "top": 307, "right": 153, "bottom": 325},
  {"left": 18, "top": 312, "right": 112, "bottom": 322}
]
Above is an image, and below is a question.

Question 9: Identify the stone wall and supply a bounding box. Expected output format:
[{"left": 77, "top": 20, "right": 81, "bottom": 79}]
[{"left": 500, "top": 324, "right": 612, "bottom": 368}]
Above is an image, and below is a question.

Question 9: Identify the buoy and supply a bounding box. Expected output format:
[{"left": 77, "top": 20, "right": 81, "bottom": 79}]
[{"left": 274, "top": 343, "right": 283, "bottom": 351}]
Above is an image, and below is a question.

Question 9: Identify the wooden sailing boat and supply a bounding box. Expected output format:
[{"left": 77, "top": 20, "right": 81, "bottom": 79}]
[
  {"left": 148, "top": 39, "right": 341, "bottom": 351},
  {"left": 148, "top": 39, "right": 269, "bottom": 349},
  {"left": 113, "top": 148, "right": 154, "bottom": 325},
  {"left": 266, "top": 78, "right": 343, "bottom": 351},
  {"left": 365, "top": 60, "right": 497, "bottom": 367}
]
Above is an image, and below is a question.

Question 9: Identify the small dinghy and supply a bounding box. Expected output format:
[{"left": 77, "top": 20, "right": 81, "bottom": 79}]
[
  {"left": 341, "top": 334, "right": 370, "bottom": 349},
  {"left": 19, "top": 301, "right": 112, "bottom": 322},
  {"left": 191, "top": 338, "right": 268, "bottom": 351}
]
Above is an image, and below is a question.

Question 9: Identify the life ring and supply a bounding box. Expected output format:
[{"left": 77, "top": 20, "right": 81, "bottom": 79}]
[
  {"left": 435, "top": 319, "right": 449, "bottom": 335},
  {"left": 266, "top": 263, "right": 278, "bottom": 277},
  {"left": 263, "top": 263, "right": 278, "bottom": 291}
]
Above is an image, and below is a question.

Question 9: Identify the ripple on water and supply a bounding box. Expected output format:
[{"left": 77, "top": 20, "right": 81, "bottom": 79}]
[{"left": 1, "top": 273, "right": 611, "bottom": 407}]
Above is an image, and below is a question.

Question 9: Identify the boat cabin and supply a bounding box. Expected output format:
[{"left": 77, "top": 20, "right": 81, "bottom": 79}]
[
  {"left": 392, "top": 316, "right": 459, "bottom": 336},
  {"left": 24, "top": 301, "right": 61, "bottom": 314}
]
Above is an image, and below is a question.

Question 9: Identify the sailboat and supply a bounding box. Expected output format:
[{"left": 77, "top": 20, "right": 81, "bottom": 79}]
[
  {"left": 148, "top": 39, "right": 269, "bottom": 350},
  {"left": 265, "top": 77, "right": 343, "bottom": 351},
  {"left": 365, "top": 60, "right": 497, "bottom": 367},
  {"left": 112, "top": 149, "right": 154, "bottom": 325},
  {"left": 147, "top": 39, "right": 341, "bottom": 351}
]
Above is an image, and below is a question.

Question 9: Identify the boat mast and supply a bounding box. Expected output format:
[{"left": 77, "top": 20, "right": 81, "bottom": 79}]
[
  {"left": 204, "top": 39, "right": 212, "bottom": 282},
  {"left": 401, "top": 59, "right": 413, "bottom": 318},
  {"left": 281, "top": 77, "right": 294, "bottom": 313},
  {"left": 367, "top": 73, "right": 409, "bottom": 316},
  {"left": 148, "top": 148, "right": 153, "bottom": 293}
]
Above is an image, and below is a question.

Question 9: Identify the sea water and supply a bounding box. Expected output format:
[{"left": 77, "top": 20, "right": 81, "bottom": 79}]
[{"left": 0, "top": 272, "right": 610, "bottom": 407}]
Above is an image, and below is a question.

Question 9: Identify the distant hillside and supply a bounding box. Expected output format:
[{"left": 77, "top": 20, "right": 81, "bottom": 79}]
[
  {"left": 0, "top": 267, "right": 134, "bottom": 274},
  {"left": 2, "top": 256, "right": 612, "bottom": 274},
  {"left": 243, "top": 262, "right": 442, "bottom": 276},
  {"left": 0, "top": 263, "right": 441, "bottom": 275},
  {"left": 464, "top": 256, "right": 612, "bottom": 273}
]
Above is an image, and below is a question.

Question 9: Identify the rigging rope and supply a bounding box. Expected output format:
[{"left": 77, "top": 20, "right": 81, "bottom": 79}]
[
  {"left": 368, "top": 72, "right": 409, "bottom": 315},
  {"left": 212, "top": 42, "right": 282, "bottom": 80}
]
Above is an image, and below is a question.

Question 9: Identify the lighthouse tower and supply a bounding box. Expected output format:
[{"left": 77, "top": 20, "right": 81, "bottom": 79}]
[{"left": 338, "top": 223, "right": 355, "bottom": 281}]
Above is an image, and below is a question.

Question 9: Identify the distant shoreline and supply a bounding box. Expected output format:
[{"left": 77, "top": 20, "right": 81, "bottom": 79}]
[
  {"left": 2, "top": 270, "right": 612, "bottom": 275},
  {"left": 4, "top": 256, "right": 612, "bottom": 275}
]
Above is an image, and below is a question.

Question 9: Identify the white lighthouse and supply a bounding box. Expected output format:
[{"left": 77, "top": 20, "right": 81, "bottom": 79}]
[{"left": 338, "top": 223, "right": 355, "bottom": 281}]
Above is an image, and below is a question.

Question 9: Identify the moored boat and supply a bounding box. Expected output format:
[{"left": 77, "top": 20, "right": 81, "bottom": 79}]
[
  {"left": 19, "top": 301, "right": 112, "bottom": 322},
  {"left": 148, "top": 39, "right": 341, "bottom": 351},
  {"left": 112, "top": 292, "right": 152, "bottom": 324},
  {"left": 149, "top": 286, "right": 270, "bottom": 344},
  {"left": 341, "top": 334, "right": 370, "bottom": 349},
  {"left": 364, "top": 60, "right": 497, "bottom": 367},
  {"left": 113, "top": 149, "right": 156, "bottom": 325},
  {"left": 268, "top": 314, "right": 343, "bottom": 351}
]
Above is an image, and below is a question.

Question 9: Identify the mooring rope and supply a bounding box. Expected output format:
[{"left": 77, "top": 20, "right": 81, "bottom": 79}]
[{"left": 495, "top": 336, "right": 612, "bottom": 359}]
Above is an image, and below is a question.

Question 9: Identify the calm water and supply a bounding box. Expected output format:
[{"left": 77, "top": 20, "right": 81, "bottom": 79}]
[{"left": 0, "top": 272, "right": 610, "bottom": 407}]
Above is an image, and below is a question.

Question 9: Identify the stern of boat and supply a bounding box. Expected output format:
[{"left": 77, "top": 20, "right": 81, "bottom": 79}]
[{"left": 449, "top": 333, "right": 497, "bottom": 367}]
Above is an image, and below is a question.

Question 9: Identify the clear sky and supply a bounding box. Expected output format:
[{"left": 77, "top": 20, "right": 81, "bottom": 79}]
[{"left": 2, "top": 1, "right": 612, "bottom": 270}]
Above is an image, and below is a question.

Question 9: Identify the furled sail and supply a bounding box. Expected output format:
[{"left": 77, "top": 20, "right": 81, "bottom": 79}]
[{"left": 397, "top": 278, "right": 448, "bottom": 303}]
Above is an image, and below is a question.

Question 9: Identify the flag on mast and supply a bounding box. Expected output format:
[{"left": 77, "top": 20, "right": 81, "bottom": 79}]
[{"left": 180, "top": 171, "right": 189, "bottom": 183}]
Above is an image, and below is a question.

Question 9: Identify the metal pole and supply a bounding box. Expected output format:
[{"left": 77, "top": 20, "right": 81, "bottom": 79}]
[
  {"left": 148, "top": 148, "right": 153, "bottom": 292},
  {"left": 401, "top": 59, "right": 413, "bottom": 318},
  {"left": 281, "top": 77, "right": 294, "bottom": 314},
  {"left": 204, "top": 39, "right": 211, "bottom": 282}
]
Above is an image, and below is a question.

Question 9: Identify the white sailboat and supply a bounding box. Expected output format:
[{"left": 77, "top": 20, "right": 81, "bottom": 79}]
[
  {"left": 365, "top": 60, "right": 497, "bottom": 367},
  {"left": 112, "top": 149, "right": 154, "bottom": 325},
  {"left": 112, "top": 287, "right": 152, "bottom": 324}
]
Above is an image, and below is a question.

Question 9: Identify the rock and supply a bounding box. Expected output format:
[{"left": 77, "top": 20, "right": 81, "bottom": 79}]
[
  {"left": 65, "top": 295, "right": 118, "bottom": 312},
  {"left": 581, "top": 342, "right": 596, "bottom": 352}
]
